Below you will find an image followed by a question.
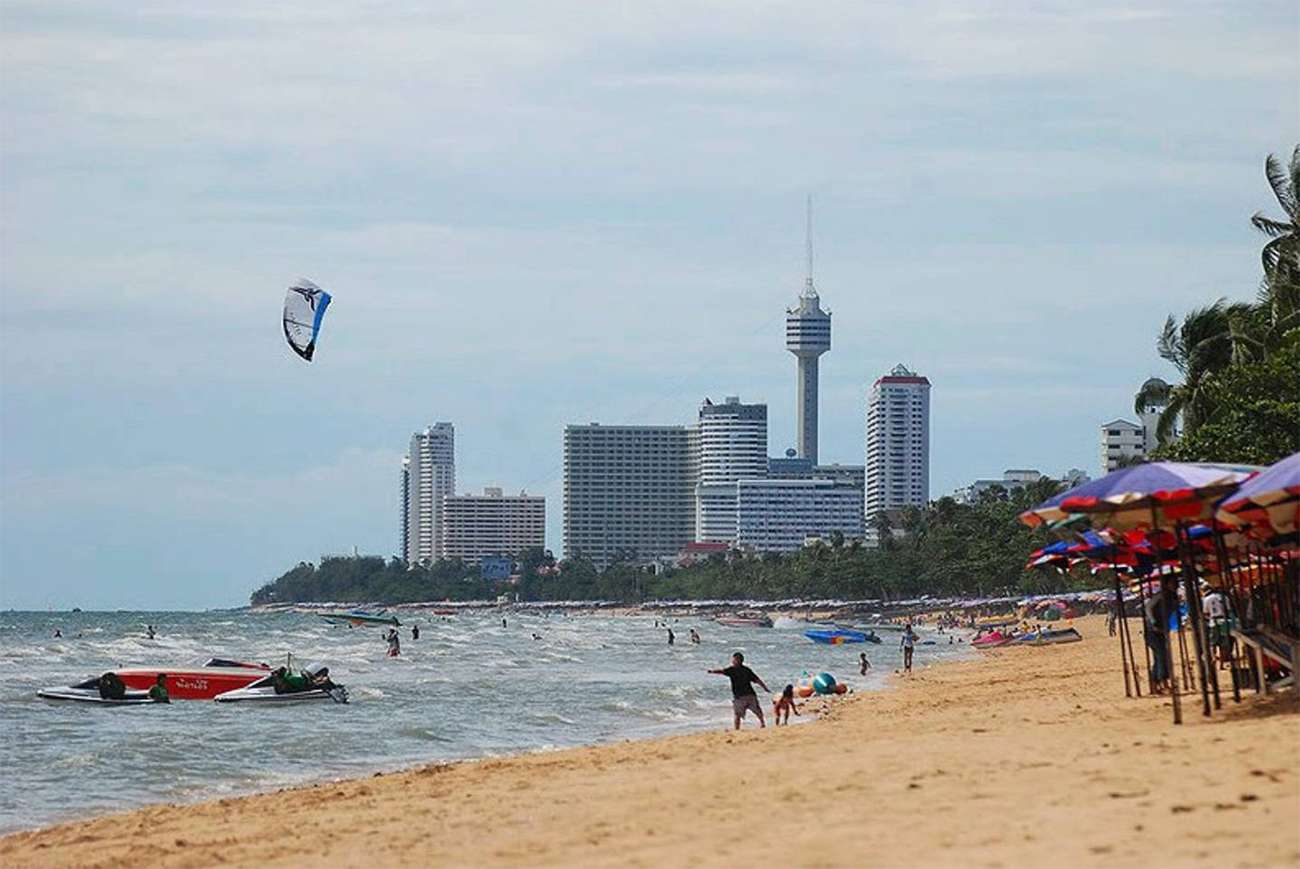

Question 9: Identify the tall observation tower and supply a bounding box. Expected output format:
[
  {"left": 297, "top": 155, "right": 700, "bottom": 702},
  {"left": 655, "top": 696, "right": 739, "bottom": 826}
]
[{"left": 785, "top": 196, "right": 831, "bottom": 464}]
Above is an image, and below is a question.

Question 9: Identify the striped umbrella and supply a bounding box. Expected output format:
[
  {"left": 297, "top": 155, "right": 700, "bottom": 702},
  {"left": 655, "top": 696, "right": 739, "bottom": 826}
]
[
  {"left": 1019, "top": 462, "right": 1258, "bottom": 530},
  {"left": 1215, "top": 451, "right": 1300, "bottom": 536}
]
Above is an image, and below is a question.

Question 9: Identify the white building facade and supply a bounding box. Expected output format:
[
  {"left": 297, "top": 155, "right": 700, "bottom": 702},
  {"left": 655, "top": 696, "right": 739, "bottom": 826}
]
[
  {"left": 440, "top": 487, "right": 545, "bottom": 564},
  {"left": 404, "top": 423, "right": 455, "bottom": 564},
  {"left": 695, "top": 396, "right": 767, "bottom": 543},
  {"left": 563, "top": 424, "right": 696, "bottom": 569},
  {"left": 735, "top": 478, "right": 864, "bottom": 553},
  {"left": 865, "top": 364, "right": 931, "bottom": 543},
  {"left": 1100, "top": 419, "right": 1146, "bottom": 473}
]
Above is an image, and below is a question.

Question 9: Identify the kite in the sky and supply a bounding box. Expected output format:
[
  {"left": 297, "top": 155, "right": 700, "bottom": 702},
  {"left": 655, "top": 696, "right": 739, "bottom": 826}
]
[{"left": 282, "top": 278, "right": 332, "bottom": 361}]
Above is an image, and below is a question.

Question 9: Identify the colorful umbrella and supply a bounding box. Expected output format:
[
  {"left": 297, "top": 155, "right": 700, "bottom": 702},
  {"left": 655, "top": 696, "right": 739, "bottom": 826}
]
[
  {"left": 1216, "top": 451, "right": 1300, "bottom": 536},
  {"left": 1019, "top": 462, "right": 1258, "bottom": 530}
]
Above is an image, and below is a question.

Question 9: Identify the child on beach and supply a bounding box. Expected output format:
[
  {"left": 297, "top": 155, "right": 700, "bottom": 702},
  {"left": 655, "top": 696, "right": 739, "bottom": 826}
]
[
  {"left": 859, "top": 652, "right": 871, "bottom": 675},
  {"left": 773, "top": 684, "right": 800, "bottom": 725}
]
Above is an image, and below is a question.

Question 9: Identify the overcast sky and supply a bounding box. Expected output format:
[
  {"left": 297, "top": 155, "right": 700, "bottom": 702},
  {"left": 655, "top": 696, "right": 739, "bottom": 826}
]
[{"left": 2, "top": 1, "right": 1295, "bottom": 609}]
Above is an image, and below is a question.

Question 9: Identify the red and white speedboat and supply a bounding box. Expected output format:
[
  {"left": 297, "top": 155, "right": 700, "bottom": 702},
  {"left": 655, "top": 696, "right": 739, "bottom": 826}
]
[{"left": 39, "top": 658, "right": 271, "bottom": 703}]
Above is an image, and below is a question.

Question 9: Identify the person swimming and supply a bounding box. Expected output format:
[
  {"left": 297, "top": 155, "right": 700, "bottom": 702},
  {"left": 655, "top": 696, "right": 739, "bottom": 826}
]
[
  {"left": 145, "top": 625, "right": 156, "bottom": 640},
  {"left": 689, "top": 628, "right": 701, "bottom": 644}
]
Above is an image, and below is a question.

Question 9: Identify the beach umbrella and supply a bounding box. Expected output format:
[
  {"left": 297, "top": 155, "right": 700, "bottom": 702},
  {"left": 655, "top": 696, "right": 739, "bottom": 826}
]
[
  {"left": 1019, "top": 462, "right": 1258, "bottom": 530},
  {"left": 1215, "top": 451, "right": 1300, "bottom": 537}
]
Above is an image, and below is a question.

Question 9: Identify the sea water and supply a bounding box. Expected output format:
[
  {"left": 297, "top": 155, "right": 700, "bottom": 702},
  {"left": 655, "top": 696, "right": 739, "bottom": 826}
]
[{"left": 0, "top": 609, "right": 972, "bottom": 833}]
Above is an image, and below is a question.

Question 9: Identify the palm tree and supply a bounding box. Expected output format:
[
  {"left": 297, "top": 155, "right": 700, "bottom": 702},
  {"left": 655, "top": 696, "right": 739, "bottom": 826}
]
[
  {"left": 1252, "top": 146, "right": 1300, "bottom": 288},
  {"left": 1135, "top": 300, "right": 1250, "bottom": 443},
  {"left": 1238, "top": 146, "right": 1300, "bottom": 361}
]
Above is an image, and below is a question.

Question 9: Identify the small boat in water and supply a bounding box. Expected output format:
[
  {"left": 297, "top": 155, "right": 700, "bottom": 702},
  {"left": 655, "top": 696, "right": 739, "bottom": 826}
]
[
  {"left": 39, "top": 659, "right": 270, "bottom": 703},
  {"left": 805, "top": 629, "right": 871, "bottom": 645},
  {"left": 317, "top": 610, "right": 400, "bottom": 627},
  {"left": 214, "top": 664, "right": 348, "bottom": 704},
  {"left": 715, "top": 610, "right": 773, "bottom": 629},
  {"left": 37, "top": 678, "right": 165, "bottom": 706}
]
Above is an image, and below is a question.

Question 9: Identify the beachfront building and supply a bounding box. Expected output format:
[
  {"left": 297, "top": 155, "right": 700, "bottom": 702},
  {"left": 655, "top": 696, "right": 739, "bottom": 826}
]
[
  {"left": 440, "top": 487, "right": 545, "bottom": 564},
  {"left": 563, "top": 424, "right": 696, "bottom": 569},
  {"left": 403, "top": 422, "right": 455, "bottom": 565},
  {"left": 1100, "top": 419, "right": 1146, "bottom": 473},
  {"left": 735, "top": 478, "right": 864, "bottom": 553},
  {"left": 952, "top": 469, "right": 1044, "bottom": 504},
  {"left": 695, "top": 396, "right": 768, "bottom": 543},
  {"left": 864, "top": 364, "right": 931, "bottom": 545}
]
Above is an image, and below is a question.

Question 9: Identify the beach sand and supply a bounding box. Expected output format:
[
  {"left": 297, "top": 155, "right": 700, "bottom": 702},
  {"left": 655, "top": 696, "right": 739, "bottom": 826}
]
[{"left": 3, "top": 615, "right": 1297, "bottom": 868}]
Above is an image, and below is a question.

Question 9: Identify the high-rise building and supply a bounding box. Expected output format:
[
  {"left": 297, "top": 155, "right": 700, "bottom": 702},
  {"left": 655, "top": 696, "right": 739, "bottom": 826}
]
[
  {"left": 785, "top": 198, "right": 831, "bottom": 464},
  {"left": 404, "top": 422, "right": 455, "bottom": 564},
  {"left": 440, "top": 487, "right": 545, "bottom": 564},
  {"left": 735, "top": 478, "right": 864, "bottom": 553},
  {"left": 563, "top": 424, "right": 696, "bottom": 569},
  {"left": 1100, "top": 419, "right": 1145, "bottom": 473},
  {"left": 695, "top": 396, "right": 767, "bottom": 543},
  {"left": 865, "top": 364, "right": 931, "bottom": 543},
  {"left": 400, "top": 455, "right": 410, "bottom": 559}
]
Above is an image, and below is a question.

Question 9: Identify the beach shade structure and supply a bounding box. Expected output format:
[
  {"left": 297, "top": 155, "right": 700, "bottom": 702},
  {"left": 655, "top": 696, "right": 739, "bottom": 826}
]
[
  {"left": 1216, "top": 451, "right": 1300, "bottom": 538},
  {"left": 1019, "top": 462, "right": 1259, "bottom": 531}
]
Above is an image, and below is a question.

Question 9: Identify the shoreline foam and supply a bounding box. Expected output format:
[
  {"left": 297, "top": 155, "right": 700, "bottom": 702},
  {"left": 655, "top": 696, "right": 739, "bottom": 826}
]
[{"left": 3, "top": 615, "right": 1296, "bottom": 868}]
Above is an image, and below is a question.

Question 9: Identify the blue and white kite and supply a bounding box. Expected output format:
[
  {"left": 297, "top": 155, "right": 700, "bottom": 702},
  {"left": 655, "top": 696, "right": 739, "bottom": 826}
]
[{"left": 282, "top": 278, "right": 332, "bottom": 361}]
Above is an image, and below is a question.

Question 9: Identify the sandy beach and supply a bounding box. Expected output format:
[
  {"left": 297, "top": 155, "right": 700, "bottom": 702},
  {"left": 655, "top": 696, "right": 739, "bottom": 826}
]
[{"left": 3, "top": 615, "right": 1297, "bottom": 868}]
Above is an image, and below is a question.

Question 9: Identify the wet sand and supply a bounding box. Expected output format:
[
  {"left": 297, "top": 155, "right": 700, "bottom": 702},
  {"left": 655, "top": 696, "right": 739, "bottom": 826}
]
[{"left": 3, "top": 615, "right": 1297, "bottom": 868}]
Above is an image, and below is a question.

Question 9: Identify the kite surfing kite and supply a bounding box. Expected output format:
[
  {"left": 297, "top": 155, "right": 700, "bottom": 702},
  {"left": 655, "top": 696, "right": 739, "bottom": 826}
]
[{"left": 282, "top": 278, "right": 332, "bottom": 361}]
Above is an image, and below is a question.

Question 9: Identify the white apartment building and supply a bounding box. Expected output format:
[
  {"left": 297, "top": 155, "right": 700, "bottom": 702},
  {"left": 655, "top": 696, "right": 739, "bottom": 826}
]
[
  {"left": 440, "top": 487, "right": 545, "bottom": 564},
  {"left": 735, "top": 478, "right": 864, "bottom": 553},
  {"left": 1100, "top": 419, "right": 1146, "bottom": 473},
  {"left": 404, "top": 422, "right": 455, "bottom": 564},
  {"left": 695, "top": 396, "right": 767, "bottom": 543},
  {"left": 865, "top": 364, "right": 931, "bottom": 543},
  {"left": 563, "top": 424, "right": 696, "bottom": 569},
  {"left": 952, "top": 469, "right": 1044, "bottom": 504}
]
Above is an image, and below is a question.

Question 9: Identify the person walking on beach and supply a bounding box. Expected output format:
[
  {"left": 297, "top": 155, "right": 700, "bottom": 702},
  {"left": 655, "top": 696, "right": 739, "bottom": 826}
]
[
  {"left": 900, "top": 624, "right": 917, "bottom": 673},
  {"left": 708, "top": 652, "right": 770, "bottom": 730}
]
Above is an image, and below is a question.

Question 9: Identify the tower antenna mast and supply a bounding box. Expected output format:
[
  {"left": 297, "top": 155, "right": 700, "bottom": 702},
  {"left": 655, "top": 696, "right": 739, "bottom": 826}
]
[{"left": 804, "top": 194, "right": 815, "bottom": 296}]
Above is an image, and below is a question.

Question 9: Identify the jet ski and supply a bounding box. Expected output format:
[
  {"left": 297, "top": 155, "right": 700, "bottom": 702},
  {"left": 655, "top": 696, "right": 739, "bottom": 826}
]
[
  {"left": 214, "top": 663, "right": 348, "bottom": 704},
  {"left": 37, "top": 675, "right": 166, "bottom": 705}
]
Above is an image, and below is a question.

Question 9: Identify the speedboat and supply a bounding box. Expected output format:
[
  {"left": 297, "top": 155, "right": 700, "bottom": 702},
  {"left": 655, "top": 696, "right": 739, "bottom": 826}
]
[
  {"left": 715, "top": 610, "right": 773, "bottom": 628},
  {"left": 972, "top": 630, "right": 1016, "bottom": 649},
  {"left": 1015, "top": 627, "right": 1082, "bottom": 646},
  {"left": 115, "top": 658, "right": 270, "bottom": 700},
  {"left": 37, "top": 678, "right": 165, "bottom": 705},
  {"left": 214, "top": 664, "right": 348, "bottom": 704},
  {"left": 38, "top": 659, "right": 270, "bottom": 703},
  {"left": 317, "top": 610, "right": 400, "bottom": 627}
]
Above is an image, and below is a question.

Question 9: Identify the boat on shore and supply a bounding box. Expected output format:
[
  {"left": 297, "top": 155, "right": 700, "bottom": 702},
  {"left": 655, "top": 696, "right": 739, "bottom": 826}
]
[
  {"left": 317, "top": 610, "right": 400, "bottom": 627},
  {"left": 715, "top": 610, "right": 773, "bottom": 628},
  {"left": 972, "top": 630, "right": 1017, "bottom": 649},
  {"left": 1014, "top": 627, "right": 1082, "bottom": 646}
]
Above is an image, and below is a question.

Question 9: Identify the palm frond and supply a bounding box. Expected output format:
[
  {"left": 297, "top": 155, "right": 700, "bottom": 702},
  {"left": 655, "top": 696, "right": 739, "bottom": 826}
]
[
  {"left": 1156, "top": 315, "right": 1183, "bottom": 370},
  {"left": 1265, "top": 151, "right": 1298, "bottom": 220},
  {"left": 1251, "top": 213, "right": 1294, "bottom": 238},
  {"left": 1155, "top": 393, "right": 1184, "bottom": 444}
]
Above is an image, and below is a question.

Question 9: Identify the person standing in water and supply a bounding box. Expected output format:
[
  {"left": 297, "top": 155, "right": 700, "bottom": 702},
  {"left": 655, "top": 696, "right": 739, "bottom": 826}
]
[
  {"left": 385, "top": 628, "right": 401, "bottom": 657},
  {"left": 145, "top": 625, "right": 156, "bottom": 640},
  {"left": 900, "top": 623, "right": 917, "bottom": 673},
  {"left": 689, "top": 628, "right": 701, "bottom": 645},
  {"left": 708, "top": 652, "right": 770, "bottom": 730},
  {"left": 667, "top": 627, "right": 675, "bottom": 645},
  {"left": 411, "top": 624, "right": 420, "bottom": 640},
  {"left": 859, "top": 652, "right": 871, "bottom": 675}
]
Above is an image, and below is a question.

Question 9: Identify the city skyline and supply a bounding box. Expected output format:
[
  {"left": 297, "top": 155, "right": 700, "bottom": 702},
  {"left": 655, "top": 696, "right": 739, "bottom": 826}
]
[{"left": 3, "top": 3, "right": 1294, "bottom": 608}]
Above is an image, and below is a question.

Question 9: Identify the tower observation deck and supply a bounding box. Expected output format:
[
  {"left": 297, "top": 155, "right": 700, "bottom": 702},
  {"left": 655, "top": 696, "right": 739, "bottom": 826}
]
[{"left": 785, "top": 197, "right": 831, "bottom": 464}]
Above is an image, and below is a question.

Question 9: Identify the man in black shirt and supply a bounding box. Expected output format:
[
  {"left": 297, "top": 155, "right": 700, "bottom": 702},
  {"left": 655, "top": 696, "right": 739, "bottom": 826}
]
[{"left": 708, "top": 651, "right": 770, "bottom": 730}]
